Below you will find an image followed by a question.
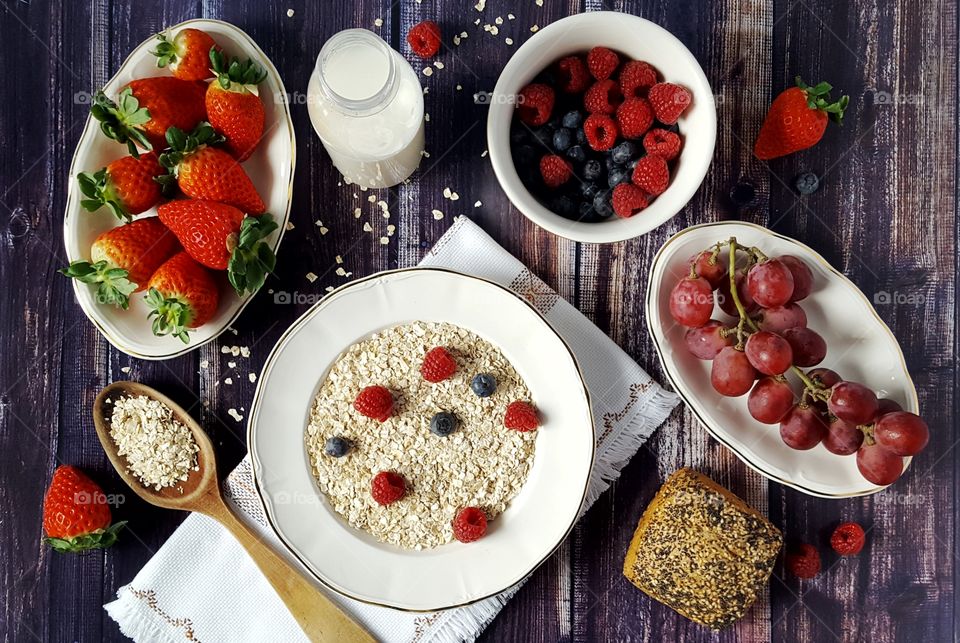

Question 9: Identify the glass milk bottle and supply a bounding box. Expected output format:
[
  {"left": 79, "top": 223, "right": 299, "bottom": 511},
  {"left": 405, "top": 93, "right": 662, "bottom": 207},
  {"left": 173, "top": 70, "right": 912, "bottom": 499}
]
[{"left": 307, "top": 29, "right": 425, "bottom": 189}]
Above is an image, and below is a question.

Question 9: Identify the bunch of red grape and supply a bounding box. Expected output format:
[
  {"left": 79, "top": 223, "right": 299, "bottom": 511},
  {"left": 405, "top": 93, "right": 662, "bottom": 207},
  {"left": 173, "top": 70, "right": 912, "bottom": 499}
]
[{"left": 668, "top": 237, "right": 930, "bottom": 487}]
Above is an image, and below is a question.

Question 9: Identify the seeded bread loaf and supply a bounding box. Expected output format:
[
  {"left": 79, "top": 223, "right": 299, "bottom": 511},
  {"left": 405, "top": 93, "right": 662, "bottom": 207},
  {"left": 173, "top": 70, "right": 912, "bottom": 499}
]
[{"left": 622, "top": 468, "right": 782, "bottom": 629}]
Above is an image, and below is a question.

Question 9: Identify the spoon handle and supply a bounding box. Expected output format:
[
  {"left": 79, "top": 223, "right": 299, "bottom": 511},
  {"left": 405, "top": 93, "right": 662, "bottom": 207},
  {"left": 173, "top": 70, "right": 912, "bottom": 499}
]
[{"left": 206, "top": 499, "right": 377, "bottom": 643}]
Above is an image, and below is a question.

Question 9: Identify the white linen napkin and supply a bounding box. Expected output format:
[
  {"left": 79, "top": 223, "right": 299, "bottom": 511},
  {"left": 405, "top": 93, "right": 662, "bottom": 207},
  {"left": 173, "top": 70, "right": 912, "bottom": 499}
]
[{"left": 105, "top": 216, "right": 679, "bottom": 643}]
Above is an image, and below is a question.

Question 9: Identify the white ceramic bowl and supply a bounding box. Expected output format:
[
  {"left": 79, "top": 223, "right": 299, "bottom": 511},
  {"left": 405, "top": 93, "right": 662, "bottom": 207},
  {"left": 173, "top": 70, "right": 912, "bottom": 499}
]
[
  {"left": 487, "top": 12, "right": 716, "bottom": 244},
  {"left": 647, "top": 222, "right": 919, "bottom": 498},
  {"left": 62, "top": 19, "right": 295, "bottom": 360},
  {"left": 248, "top": 268, "right": 595, "bottom": 611}
]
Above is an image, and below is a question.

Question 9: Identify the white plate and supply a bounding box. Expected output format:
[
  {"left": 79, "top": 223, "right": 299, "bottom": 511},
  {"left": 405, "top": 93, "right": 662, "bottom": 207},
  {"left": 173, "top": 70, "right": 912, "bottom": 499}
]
[
  {"left": 62, "top": 19, "right": 295, "bottom": 360},
  {"left": 646, "top": 222, "right": 918, "bottom": 498},
  {"left": 248, "top": 268, "right": 595, "bottom": 611}
]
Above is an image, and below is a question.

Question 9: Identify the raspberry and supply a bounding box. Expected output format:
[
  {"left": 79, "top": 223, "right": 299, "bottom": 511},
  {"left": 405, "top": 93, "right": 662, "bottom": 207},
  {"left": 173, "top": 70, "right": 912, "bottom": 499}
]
[
  {"left": 584, "top": 79, "right": 623, "bottom": 114},
  {"left": 643, "top": 128, "right": 682, "bottom": 161},
  {"left": 516, "top": 83, "right": 555, "bottom": 126},
  {"left": 611, "top": 183, "right": 649, "bottom": 218},
  {"left": 504, "top": 400, "right": 539, "bottom": 431},
  {"left": 620, "top": 60, "right": 658, "bottom": 98},
  {"left": 616, "top": 98, "right": 654, "bottom": 139},
  {"left": 371, "top": 471, "right": 406, "bottom": 505},
  {"left": 406, "top": 21, "right": 442, "bottom": 58},
  {"left": 583, "top": 113, "right": 618, "bottom": 151},
  {"left": 354, "top": 385, "right": 394, "bottom": 422},
  {"left": 648, "top": 82, "right": 693, "bottom": 125},
  {"left": 586, "top": 46, "right": 619, "bottom": 80},
  {"left": 830, "top": 522, "right": 866, "bottom": 556},
  {"left": 421, "top": 346, "right": 457, "bottom": 382},
  {"left": 452, "top": 507, "right": 488, "bottom": 543},
  {"left": 786, "top": 542, "right": 821, "bottom": 579},
  {"left": 631, "top": 155, "right": 670, "bottom": 195},
  {"left": 539, "top": 154, "right": 572, "bottom": 188},
  {"left": 555, "top": 56, "right": 591, "bottom": 93}
]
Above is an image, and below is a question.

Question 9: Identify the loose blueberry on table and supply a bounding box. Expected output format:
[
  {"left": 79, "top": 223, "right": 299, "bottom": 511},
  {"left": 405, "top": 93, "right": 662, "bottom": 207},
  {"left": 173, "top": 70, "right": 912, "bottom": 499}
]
[{"left": 511, "top": 47, "right": 692, "bottom": 222}]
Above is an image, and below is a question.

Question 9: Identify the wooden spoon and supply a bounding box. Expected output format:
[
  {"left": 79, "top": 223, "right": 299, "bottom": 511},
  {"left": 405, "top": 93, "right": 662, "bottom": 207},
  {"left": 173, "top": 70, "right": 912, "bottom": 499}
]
[{"left": 93, "top": 381, "right": 375, "bottom": 643}]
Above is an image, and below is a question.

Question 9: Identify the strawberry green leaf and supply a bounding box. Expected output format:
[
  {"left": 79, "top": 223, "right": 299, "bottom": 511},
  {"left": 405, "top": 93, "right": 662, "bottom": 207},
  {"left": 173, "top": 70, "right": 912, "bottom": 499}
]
[
  {"left": 210, "top": 48, "right": 267, "bottom": 91},
  {"left": 45, "top": 521, "right": 127, "bottom": 553},
  {"left": 76, "top": 168, "right": 131, "bottom": 221},
  {"left": 226, "top": 213, "right": 277, "bottom": 296},
  {"left": 90, "top": 89, "right": 153, "bottom": 158},
  {"left": 59, "top": 260, "right": 137, "bottom": 309},
  {"left": 145, "top": 287, "right": 193, "bottom": 343}
]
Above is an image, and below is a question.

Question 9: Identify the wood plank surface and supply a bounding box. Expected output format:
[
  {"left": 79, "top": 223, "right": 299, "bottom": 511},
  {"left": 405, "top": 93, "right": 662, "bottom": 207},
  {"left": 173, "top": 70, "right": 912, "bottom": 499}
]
[{"left": 0, "top": 0, "right": 955, "bottom": 642}]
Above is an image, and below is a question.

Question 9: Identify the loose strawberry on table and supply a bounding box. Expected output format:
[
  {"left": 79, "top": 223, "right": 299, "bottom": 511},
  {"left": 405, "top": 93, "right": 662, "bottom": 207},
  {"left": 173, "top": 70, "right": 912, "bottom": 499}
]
[
  {"left": 206, "top": 50, "right": 267, "bottom": 162},
  {"left": 754, "top": 76, "right": 849, "bottom": 160},
  {"left": 145, "top": 251, "right": 221, "bottom": 343},
  {"left": 43, "top": 465, "right": 125, "bottom": 553},
  {"left": 77, "top": 152, "right": 168, "bottom": 220},
  {"left": 151, "top": 28, "right": 221, "bottom": 81},
  {"left": 158, "top": 200, "right": 277, "bottom": 295},
  {"left": 60, "top": 217, "right": 180, "bottom": 309},
  {"left": 91, "top": 77, "right": 207, "bottom": 154}
]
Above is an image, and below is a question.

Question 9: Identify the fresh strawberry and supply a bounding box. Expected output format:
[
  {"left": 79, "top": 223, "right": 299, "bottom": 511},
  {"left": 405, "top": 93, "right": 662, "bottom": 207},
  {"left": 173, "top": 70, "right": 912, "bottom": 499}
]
[
  {"left": 91, "top": 78, "right": 207, "bottom": 154},
  {"left": 754, "top": 77, "right": 849, "bottom": 160},
  {"left": 60, "top": 217, "right": 179, "bottom": 309},
  {"left": 616, "top": 98, "right": 654, "bottom": 139},
  {"left": 539, "top": 154, "right": 572, "bottom": 188},
  {"left": 504, "top": 400, "right": 540, "bottom": 432},
  {"left": 555, "top": 56, "right": 591, "bottom": 93},
  {"left": 586, "top": 46, "right": 619, "bottom": 80},
  {"left": 158, "top": 200, "right": 277, "bottom": 294},
  {"left": 583, "top": 113, "right": 618, "bottom": 151},
  {"left": 76, "top": 152, "right": 167, "bottom": 220},
  {"left": 205, "top": 50, "right": 267, "bottom": 161},
  {"left": 43, "top": 465, "right": 125, "bottom": 553},
  {"left": 631, "top": 155, "right": 670, "bottom": 195},
  {"left": 145, "top": 251, "right": 221, "bottom": 342},
  {"left": 648, "top": 82, "right": 693, "bottom": 125},
  {"left": 612, "top": 183, "right": 649, "bottom": 218},
  {"left": 516, "top": 83, "right": 554, "bottom": 126},
  {"left": 584, "top": 79, "right": 623, "bottom": 114},
  {"left": 643, "top": 128, "right": 682, "bottom": 161},
  {"left": 159, "top": 123, "right": 266, "bottom": 214},
  {"left": 620, "top": 60, "right": 658, "bottom": 99},
  {"left": 406, "top": 20, "right": 442, "bottom": 58},
  {"left": 151, "top": 28, "right": 221, "bottom": 81}
]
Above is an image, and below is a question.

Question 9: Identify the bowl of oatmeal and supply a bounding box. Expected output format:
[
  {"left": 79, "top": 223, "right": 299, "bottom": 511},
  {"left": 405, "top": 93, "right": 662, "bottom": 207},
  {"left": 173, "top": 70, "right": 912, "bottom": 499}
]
[{"left": 248, "top": 268, "right": 594, "bottom": 611}]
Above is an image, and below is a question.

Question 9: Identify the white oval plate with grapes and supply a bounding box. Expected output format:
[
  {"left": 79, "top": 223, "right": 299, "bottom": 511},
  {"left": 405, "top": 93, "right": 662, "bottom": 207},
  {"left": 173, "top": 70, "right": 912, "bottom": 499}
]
[{"left": 647, "top": 221, "right": 925, "bottom": 498}]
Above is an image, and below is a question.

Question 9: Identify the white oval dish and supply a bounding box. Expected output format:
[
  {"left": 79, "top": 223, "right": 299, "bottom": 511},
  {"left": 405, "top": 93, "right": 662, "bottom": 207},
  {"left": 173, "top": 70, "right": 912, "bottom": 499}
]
[
  {"left": 646, "top": 222, "right": 918, "bottom": 498},
  {"left": 248, "top": 268, "right": 595, "bottom": 611},
  {"left": 487, "top": 12, "right": 717, "bottom": 244},
  {"left": 62, "top": 19, "right": 295, "bottom": 360}
]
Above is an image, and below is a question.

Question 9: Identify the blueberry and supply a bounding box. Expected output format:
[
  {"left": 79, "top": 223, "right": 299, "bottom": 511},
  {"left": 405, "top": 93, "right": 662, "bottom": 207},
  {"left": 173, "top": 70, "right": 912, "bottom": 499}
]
[
  {"left": 552, "top": 128, "right": 573, "bottom": 152},
  {"left": 532, "top": 128, "right": 553, "bottom": 148},
  {"left": 593, "top": 192, "right": 614, "bottom": 217},
  {"left": 324, "top": 436, "right": 351, "bottom": 458},
  {"left": 551, "top": 195, "right": 578, "bottom": 218},
  {"left": 611, "top": 141, "right": 637, "bottom": 165},
  {"left": 575, "top": 128, "right": 587, "bottom": 146},
  {"left": 471, "top": 373, "right": 497, "bottom": 397},
  {"left": 605, "top": 156, "right": 618, "bottom": 172},
  {"left": 583, "top": 159, "right": 602, "bottom": 181},
  {"left": 430, "top": 411, "right": 458, "bottom": 437},
  {"left": 566, "top": 144, "right": 586, "bottom": 163},
  {"left": 729, "top": 181, "right": 757, "bottom": 207},
  {"left": 607, "top": 168, "right": 629, "bottom": 188},
  {"left": 581, "top": 181, "right": 601, "bottom": 200},
  {"left": 562, "top": 110, "right": 583, "bottom": 129},
  {"left": 794, "top": 171, "right": 820, "bottom": 195}
]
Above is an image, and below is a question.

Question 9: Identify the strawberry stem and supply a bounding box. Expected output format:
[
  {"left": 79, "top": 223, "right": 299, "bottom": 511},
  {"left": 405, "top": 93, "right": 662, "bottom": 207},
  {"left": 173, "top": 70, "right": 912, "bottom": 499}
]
[{"left": 795, "top": 76, "right": 849, "bottom": 125}]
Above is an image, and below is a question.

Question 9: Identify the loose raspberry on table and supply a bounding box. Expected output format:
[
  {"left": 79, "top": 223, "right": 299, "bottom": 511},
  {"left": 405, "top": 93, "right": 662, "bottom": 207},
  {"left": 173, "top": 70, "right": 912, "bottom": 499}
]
[
  {"left": 616, "top": 97, "right": 654, "bottom": 139},
  {"left": 452, "top": 506, "right": 488, "bottom": 543},
  {"left": 504, "top": 400, "right": 539, "bottom": 431},
  {"left": 421, "top": 346, "right": 457, "bottom": 382},
  {"left": 516, "top": 83, "right": 555, "bottom": 126},
  {"left": 830, "top": 522, "right": 866, "bottom": 556},
  {"left": 539, "top": 154, "right": 572, "bottom": 188},
  {"left": 648, "top": 82, "right": 693, "bottom": 125},
  {"left": 586, "top": 46, "right": 620, "bottom": 80},
  {"left": 406, "top": 21, "right": 442, "bottom": 58},
  {"left": 371, "top": 471, "right": 406, "bottom": 505},
  {"left": 786, "top": 542, "right": 821, "bottom": 579},
  {"left": 612, "top": 183, "right": 649, "bottom": 218},
  {"left": 556, "top": 55, "right": 591, "bottom": 93},
  {"left": 354, "top": 385, "right": 394, "bottom": 422},
  {"left": 584, "top": 79, "right": 623, "bottom": 114},
  {"left": 620, "top": 60, "right": 658, "bottom": 98},
  {"left": 583, "top": 113, "right": 618, "bottom": 151},
  {"left": 631, "top": 155, "right": 670, "bottom": 195},
  {"left": 643, "top": 128, "right": 682, "bottom": 161}
]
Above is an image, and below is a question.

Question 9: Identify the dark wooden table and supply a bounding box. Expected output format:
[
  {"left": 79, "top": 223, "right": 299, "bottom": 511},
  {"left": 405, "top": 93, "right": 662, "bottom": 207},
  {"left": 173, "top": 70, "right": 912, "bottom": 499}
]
[{"left": 1, "top": 1, "right": 955, "bottom": 641}]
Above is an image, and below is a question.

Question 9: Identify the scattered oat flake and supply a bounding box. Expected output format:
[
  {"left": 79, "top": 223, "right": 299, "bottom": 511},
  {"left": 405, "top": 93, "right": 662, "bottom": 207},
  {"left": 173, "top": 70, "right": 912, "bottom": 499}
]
[
  {"left": 495, "top": 16, "right": 503, "bottom": 24},
  {"left": 481, "top": 150, "right": 488, "bottom": 157},
  {"left": 450, "top": 192, "right": 460, "bottom": 201},
  {"left": 474, "top": 18, "right": 481, "bottom": 26},
  {"left": 423, "top": 67, "right": 433, "bottom": 76},
  {"left": 424, "top": 113, "right": 430, "bottom": 122},
  {"left": 374, "top": 18, "right": 383, "bottom": 27},
  {"left": 336, "top": 267, "right": 348, "bottom": 276},
  {"left": 367, "top": 194, "right": 377, "bottom": 203},
  {"left": 456, "top": 84, "right": 462, "bottom": 91},
  {"left": 240, "top": 347, "right": 250, "bottom": 358},
  {"left": 286, "top": 8, "right": 295, "bottom": 17},
  {"left": 224, "top": 377, "right": 233, "bottom": 385},
  {"left": 335, "top": 255, "right": 344, "bottom": 264},
  {"left": 433, "top": 61, "right": 444, "bottom": 69},
  {"left": 474, "top": 200, "right": 482, "bottom": 207},
  {"left": 387, "top": 224, "right": 396, "bottom": 235},
  {"left": 508, "top": 13, "right": 515, "bottom": 20},
  {"left": 306, "top": 272, "right": 318, "bottom": 283},
  {"left": 354, "top": 208, "right": 362, "bottom": 218},
  {"left": 379, "top": 236, "right": 389, "bottom": 245},
  {"left": 460, "top": 31, "right": 468, "bottom": 38},
  {"left": 248, "top": 373, "right": 257, "bottom": 383},
  {"left": 228, "top": 408, "right": 244, "bottom": 422},
  {"left": 530, "top": 24, "right": 539, "bottom": 32},
  {"left": 285, "top": 221, "right": 295, "bottom": 231},
  {"left": 120, "top": 366, "right": 131, "bottom": 374},
  {"left": 325, "top": 286, "right": 335, "bottom": 293},
  {"left": 320, "top": 226, "right": 329, "bottom": 235},
  {"left": 474, "top": 0, "right": 485, "bottom": 10},
  {"left": 443, "top": 187, "right": 452, "bottom": 198},
  {"left": 228, "top": 360, "right": 237, "bottom": 369},
  {"left": 363, "top": 222, "right": 373, "bottom": 232},
  {"left": 200, "top": 360, "right": 209, "bottom": 368},
  {"left": 505, "top": 38, "right": 514, "bottom": 46},
  {"left": 453, "top": 35, "right": 461, "bottom": 45},
  {"left": 432, "top": 209, "right": 444, "bottom": 220},
  {"left": 220, "top": 346, "right": 231, "bottom": 354}
]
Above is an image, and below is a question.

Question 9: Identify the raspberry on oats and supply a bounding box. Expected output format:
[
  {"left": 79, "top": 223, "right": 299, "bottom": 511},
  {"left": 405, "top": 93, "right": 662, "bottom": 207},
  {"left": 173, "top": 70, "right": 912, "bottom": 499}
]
[
  {"left": 584, "top": 79, "right": 623, "bottom": 114},
  {"left": 616, "top": 97, "right": 654, "bottom": 139},
  {"left": 421, "top": 346, "right": 457, "bottom": 382},
  {"left": 612, "top": 183, "right": 649, "bottom": 218},
  {"left": 643, "top": 128, "right": 682, "bottom": 161},
  {"left": 354, "top": 385, "right": 394, "bottom": 422},
  {"left": 517, "top": 83, "right": 555, "bottom": 126},
  {"left": 830, "top": 522, "right": 866, "bottom": 556},
  {"left": 371, "top": 471, "right": 407, "bottom": 505},
  {"left": 453, "top": 507, "right": 488, "bottom": 543},
  {"left": 504, "top": 400, "right": 539, "bottom": 431},
  {"left": 586, "top": 46, "right": 620, "bottom": 80},
  {"left": 632, "top": 155, "right": 670, "bottom": 195},
  {"left": 620, "top": 60, "right": 658, "bottom": 98},
  {"left": 555, "top": 55, "right": 591, "bottom": 93},
  {"left": 583, "top": 113, "right": 618, "bottom": 151},
  {"left": 407, "top": 20, "right": 442, "bottom": 58}
]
